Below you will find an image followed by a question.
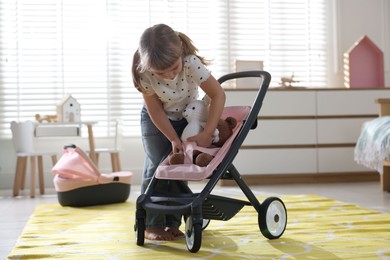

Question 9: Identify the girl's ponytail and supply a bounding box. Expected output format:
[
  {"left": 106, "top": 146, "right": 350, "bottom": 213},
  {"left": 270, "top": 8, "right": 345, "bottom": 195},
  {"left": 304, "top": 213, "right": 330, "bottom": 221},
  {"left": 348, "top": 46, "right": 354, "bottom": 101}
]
[
  {"left": 177, "top": 32, "right": 210, "bottom": 66},
  {"left": 131, "top": 49, "right": 143, "bottom": 92}
]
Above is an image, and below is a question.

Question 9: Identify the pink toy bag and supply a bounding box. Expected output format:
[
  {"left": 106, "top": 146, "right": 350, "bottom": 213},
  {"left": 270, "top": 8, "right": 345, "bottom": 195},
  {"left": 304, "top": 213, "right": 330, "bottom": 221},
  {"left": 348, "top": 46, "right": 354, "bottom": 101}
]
[{"left": 52, "top": 144, "right": 132, "bottom": 206}]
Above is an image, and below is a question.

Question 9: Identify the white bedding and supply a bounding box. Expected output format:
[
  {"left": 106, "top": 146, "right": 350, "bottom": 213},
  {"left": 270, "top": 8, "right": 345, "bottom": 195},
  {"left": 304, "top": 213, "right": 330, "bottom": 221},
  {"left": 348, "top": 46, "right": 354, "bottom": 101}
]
[{"left": 354, "top": 116, "right": 390, "bottom": 174}]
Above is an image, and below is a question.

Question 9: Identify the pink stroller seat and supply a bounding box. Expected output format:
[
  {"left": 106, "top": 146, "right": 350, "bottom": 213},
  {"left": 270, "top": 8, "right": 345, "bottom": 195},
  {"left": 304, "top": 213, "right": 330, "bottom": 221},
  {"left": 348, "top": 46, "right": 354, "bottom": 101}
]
[
  {"left": 156, "top": 106, "right": 251, "bottom": 181},
  {"left": 52, "top": 145, "right": 132, "bottom": 206}
]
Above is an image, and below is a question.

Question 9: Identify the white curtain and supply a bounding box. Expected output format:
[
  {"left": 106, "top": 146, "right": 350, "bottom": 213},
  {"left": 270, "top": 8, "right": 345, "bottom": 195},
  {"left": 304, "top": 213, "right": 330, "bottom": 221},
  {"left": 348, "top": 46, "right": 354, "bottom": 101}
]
[{"left": 0, "top": 0, "right": 329, "bottom": 137}]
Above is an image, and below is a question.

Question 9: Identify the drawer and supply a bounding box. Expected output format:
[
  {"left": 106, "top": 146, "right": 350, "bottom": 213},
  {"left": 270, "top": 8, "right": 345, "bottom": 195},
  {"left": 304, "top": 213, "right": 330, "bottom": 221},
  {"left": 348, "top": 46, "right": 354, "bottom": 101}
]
[
  {"left": 261, "top": 90, "right": 316, "bottom": 116},
  {"left": 35, "top": 124, "right": 81, "bottom": 137},
  {"left": 225, "top": 91, "right": 261, "bottom": 107},
  {"left": 317, "top": 118, "right": 369, "bottom": 144},
  {"left": 244, "top": 119, "right": 317, "bottom": 145},
  {"left": 316, "top": 90, "right": 390, "bottom": 116},
  {"left": 317, "top": 147, "right": 371, "bottom": 172},
  {"left": 234, "top": 148, "right": 317, "bottom": 174},
  {"left": 225, "top": 90, "right": 317, "bottom": 116}
]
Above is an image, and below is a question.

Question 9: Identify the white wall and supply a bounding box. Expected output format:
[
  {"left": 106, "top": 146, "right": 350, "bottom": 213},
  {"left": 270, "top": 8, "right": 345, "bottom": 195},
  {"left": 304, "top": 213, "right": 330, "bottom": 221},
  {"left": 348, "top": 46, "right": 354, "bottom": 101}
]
[{"left": 1, "top": 0, "right": 389, "bottom": 190}]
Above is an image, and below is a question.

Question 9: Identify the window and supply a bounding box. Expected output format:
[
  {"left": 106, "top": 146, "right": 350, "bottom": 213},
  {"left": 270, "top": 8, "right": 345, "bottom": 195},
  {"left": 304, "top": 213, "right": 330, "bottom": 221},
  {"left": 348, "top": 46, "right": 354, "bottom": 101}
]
[{"left": 0, "top": 0, "right": 329, "bottom": 138}]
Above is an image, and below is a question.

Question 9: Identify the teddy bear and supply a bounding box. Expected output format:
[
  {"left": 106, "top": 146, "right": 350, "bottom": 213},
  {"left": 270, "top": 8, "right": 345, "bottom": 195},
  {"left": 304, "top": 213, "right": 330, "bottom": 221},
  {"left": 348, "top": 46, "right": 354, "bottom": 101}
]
[
  {"left": 168, "top": 97, "right": 215, "bottom": 166},
  {"left": 192, "top": 116, "right": 237, "bottom": 166},
  {"left": 168, "top": 108, "right": 237, "bottom": 167},
  {"left": 213, "top": 116, "right": 237, "bottom": 147},
  {"left": 180, "top": 97, "right": 219, "bottom": 143}
]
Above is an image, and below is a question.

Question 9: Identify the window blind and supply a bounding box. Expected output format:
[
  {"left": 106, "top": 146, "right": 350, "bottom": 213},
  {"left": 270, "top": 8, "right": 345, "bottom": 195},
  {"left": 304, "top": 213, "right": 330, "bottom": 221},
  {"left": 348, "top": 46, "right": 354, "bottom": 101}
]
[{"left": 0, "top": 0, "right": 329, "bottom": 138}]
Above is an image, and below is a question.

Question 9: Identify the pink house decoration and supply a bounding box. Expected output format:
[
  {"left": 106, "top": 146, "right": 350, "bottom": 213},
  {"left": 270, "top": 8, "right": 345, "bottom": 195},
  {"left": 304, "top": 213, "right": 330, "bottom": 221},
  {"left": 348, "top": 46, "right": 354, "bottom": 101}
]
[{"left": 343, "top": 35, "right": 384, "bottom": 88}]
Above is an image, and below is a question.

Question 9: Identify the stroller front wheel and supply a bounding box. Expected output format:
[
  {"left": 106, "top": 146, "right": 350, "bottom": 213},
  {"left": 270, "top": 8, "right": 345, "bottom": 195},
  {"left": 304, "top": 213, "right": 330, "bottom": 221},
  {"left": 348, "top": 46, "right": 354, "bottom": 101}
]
[
  {"left": 135, "top": 218, "right": 145, "bottom": 246},
  {"left": 185, "top": 216, "right": 202, "bottom": 253},
  {"left": 258, "top": 197, "right": 287, "bottom": 239}
]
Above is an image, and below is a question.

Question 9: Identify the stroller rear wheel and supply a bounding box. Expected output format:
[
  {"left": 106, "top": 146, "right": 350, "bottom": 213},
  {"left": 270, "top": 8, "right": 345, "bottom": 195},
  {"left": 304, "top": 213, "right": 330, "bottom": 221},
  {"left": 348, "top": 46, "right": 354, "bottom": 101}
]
[
  {"left": 135, "top": 218, "right": 145, "bottom": 246},
  {"left": 258, "top": 197, "right": 287, "bottom": 239},
  {"left": 185, "top": 216, "right": 202, "bottom": 253},
  {"left": 202, "top": 218, "right": 210, "bottom": 230}
]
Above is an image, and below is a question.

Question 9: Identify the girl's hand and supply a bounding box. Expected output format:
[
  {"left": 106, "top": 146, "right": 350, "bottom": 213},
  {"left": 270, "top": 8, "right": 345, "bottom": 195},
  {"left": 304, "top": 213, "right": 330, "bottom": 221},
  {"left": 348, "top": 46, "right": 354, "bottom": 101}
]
[
  {"left": 186, "top": 131, "right": 213, "bottom": 148},
  {"left": 171, "top": 137, "right": 183, "bottom": 154}
]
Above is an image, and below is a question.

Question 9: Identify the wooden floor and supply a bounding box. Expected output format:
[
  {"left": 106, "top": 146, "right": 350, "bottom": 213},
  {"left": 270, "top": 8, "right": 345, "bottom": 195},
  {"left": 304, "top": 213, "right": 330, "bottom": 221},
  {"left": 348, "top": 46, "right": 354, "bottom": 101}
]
[{"left": 1, "top": 181, "right": 389, "bottom": 259}]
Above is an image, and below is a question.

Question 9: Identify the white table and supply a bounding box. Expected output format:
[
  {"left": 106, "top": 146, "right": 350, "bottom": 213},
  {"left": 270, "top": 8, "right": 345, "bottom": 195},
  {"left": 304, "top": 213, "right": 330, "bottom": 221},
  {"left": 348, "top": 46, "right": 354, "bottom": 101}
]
[{"left": 34, "top": 121, "right": 98, "bottom": 164}]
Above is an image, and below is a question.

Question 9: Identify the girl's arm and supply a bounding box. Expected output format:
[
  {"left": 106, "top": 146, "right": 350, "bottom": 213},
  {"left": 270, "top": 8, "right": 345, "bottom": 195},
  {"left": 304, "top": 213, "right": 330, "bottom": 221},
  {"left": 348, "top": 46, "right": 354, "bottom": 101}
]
[
  {"left": 142, "top": 93, "right": 183, "bottom": 153},
  {"left": 187, "top": 75, "right": 226, "bottom": 147}
]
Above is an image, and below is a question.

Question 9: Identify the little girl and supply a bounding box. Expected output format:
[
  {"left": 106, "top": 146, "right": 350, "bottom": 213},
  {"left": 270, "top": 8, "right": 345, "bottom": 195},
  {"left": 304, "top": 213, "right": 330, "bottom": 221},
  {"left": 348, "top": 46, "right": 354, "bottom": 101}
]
[{"left": 132, "top": 24, "right": 226, "bottom": 241}]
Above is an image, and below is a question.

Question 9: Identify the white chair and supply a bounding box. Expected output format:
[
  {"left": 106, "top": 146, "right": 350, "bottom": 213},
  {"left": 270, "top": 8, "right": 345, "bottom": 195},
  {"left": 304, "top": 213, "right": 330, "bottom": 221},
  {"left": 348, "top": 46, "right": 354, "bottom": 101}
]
[
  {"left": 93, "top": 120, "right": 122, "bottom": 172},
  {"left": 10, "top": 121, "right": 58, "bottom": 198}
]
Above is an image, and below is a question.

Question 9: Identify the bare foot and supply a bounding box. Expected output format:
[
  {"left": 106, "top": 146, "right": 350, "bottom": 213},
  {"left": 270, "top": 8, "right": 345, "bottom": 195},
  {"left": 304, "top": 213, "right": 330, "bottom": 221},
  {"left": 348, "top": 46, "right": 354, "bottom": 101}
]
[
  {"left": 145, "top": 228, "right": 175, "bottom": 241},
  {"left": 165, "top": 226, "right": 185, "bottom": 239}
]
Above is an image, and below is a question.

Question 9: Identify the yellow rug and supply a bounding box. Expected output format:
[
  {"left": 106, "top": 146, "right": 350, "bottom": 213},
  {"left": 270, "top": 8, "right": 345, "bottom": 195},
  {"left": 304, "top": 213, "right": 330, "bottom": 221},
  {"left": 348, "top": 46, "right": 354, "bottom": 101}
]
[{"left": 8, "top": 195, "right": 390, "bottom": 259}]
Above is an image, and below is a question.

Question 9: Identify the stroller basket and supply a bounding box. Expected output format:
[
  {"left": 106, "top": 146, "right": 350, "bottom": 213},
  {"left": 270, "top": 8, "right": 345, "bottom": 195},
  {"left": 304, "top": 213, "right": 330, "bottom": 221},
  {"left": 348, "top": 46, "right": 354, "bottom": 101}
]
[{"left": 203, "top": 195, "right": 251, "bottom": 221}]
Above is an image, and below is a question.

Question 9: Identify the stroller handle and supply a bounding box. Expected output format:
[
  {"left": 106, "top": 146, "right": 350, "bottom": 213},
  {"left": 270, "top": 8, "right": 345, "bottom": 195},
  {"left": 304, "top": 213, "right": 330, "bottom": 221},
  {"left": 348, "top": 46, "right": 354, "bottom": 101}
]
[
  {"left": 210, "top": 70, "right": 271, "bottom": 181},
  {"left": 218, "top": 70, "right": 271, "bottom": 85}
]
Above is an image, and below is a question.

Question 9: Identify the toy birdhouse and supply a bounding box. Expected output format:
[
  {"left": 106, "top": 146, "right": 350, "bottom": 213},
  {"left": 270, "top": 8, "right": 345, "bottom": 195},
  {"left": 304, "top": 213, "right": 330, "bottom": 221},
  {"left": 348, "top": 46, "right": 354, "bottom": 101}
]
[{"left": 56, "top": 95, "right": 81, "bottom": 123}]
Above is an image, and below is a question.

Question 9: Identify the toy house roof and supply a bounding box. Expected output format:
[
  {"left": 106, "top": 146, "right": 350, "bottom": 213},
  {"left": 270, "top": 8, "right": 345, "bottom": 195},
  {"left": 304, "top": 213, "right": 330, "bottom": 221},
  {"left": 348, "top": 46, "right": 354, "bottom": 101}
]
[
  {"left": 57, "top": 95, "right": 80, "bottom": 106},
  {"left": 346, "top": 35, "right": 383, "bottom": 56}
]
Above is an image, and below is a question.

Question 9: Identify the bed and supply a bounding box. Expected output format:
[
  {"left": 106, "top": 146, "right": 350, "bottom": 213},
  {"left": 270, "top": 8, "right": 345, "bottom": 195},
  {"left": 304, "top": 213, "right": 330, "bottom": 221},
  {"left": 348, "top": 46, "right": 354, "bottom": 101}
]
[{"left": 354, "top": 98, "right": 390, "bottom": 192}]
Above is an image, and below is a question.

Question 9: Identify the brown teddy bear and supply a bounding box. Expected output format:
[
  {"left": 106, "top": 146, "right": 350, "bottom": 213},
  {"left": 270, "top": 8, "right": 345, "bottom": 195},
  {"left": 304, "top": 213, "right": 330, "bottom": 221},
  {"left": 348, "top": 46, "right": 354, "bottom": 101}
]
[
  {"left": 213, "top": 116, "right": 237, "bottom": 147},
  {"left": 168, "top": 116, "right": 237, "bottom": 167}
]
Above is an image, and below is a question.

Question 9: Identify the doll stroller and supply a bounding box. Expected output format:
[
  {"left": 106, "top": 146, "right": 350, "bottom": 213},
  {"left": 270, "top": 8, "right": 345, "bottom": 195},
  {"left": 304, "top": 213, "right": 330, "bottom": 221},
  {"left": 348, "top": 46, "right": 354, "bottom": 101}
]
[{"left": 134, "top": 71, "right": 287, "bottom": 253}]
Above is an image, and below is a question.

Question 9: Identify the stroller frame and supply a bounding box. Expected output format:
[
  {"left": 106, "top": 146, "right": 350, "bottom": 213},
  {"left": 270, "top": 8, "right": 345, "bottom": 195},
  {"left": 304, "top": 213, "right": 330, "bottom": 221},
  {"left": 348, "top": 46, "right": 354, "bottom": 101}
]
[{"left": 135, "top": 71, "right": 287, "bottom": 253}]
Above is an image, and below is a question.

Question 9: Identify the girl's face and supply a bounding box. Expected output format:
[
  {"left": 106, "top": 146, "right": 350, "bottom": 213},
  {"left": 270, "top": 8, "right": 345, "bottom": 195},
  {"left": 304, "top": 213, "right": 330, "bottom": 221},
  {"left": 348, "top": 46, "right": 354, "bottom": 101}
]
[{"left": 151, "top": 58, "right": 183, "bottom": 80}]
